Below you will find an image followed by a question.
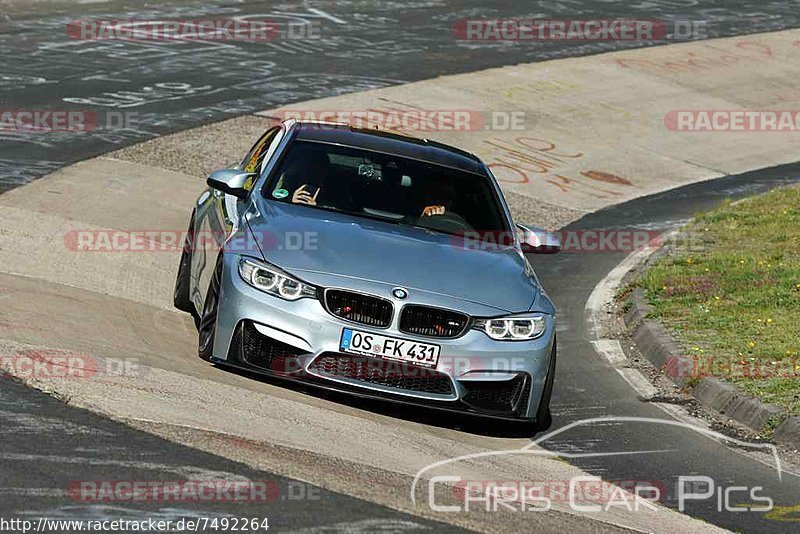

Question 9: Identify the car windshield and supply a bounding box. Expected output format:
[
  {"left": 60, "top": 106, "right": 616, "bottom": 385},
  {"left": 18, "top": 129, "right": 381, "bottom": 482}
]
[{"left": 263, "top": 140, "right": 510, "bottom": 236}]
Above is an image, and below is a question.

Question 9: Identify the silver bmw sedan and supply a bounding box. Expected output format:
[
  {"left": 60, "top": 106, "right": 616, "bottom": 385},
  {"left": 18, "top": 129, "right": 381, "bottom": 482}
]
[{"left": 174, "top": 119, "right": 560, "bottom": 428}]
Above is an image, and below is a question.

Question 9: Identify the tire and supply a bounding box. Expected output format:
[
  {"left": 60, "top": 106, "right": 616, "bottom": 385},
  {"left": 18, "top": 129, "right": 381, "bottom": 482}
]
[
  {"left": 535, "top": 338, "right": 557, "bottom": 431},
  {"left": 173, "top": 213, "right": 197, "bottom": 320},
  {"left": 198, "top": 255, "right": 223, "bottom": 362}
]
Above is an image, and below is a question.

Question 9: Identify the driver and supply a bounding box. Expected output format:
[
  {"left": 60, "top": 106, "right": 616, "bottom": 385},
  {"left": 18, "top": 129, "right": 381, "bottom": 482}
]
[
  {"left": 419, "top": 178, "right": 455, "bottom": 218},
  {"left": 275, "top": 149, "right": 330, "bottom": 206}
]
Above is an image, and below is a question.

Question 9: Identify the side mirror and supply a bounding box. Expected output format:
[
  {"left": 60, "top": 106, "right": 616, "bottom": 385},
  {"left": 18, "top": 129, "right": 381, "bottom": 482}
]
[
  {"left": 517, "top": 224, "right": 561, "bottom": 254},
  {"left": 206, "top": 169, "right": 254, "bottom": 200}
]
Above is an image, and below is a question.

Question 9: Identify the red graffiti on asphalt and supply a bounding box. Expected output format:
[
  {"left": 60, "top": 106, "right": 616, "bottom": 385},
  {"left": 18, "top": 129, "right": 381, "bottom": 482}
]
[{"left": 484, "top": 137, "right": 632, "bottom": 198}]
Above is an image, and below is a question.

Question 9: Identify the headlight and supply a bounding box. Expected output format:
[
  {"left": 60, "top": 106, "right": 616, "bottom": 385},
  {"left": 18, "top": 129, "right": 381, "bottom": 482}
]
[
  {"left": 475, "top": 314, "right": 547, "bottom": 341},
  {"left": 238, "top": 257, "right": 317, "bottom": 301}
]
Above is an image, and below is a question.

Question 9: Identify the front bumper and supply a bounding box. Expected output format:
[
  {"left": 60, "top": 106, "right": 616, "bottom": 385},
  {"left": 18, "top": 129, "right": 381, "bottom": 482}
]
[{"left": 212, "top": 254, "right": 556, "bottom": 421}]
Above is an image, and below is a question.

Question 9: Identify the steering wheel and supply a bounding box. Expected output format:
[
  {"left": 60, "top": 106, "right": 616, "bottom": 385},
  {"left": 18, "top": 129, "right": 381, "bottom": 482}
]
[{"left": 419, "top": 211, "right": 473, "bottom": 233}]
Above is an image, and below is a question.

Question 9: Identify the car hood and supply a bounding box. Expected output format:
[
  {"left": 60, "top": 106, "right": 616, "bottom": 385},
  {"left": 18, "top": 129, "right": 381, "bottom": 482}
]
[{"left": 245, "top": 200, "right": 539, "bottom": 313}]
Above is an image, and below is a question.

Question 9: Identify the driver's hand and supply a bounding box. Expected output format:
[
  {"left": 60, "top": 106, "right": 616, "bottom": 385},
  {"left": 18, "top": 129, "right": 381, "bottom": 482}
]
[
  {"left": 292, "top": 184, "right": 319, "bottom": 205},
  {"left": 421, "top": 205, "right": 446, "bottom": 217}
]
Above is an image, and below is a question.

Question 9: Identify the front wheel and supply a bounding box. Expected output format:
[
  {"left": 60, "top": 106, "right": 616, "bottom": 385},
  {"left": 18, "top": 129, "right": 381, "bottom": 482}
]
[
  {"left": 173, "top": 213, "right": 197, "bottom": 320},
  {"left": 198, "top": 255, "right": 223, "bottom": 362}
]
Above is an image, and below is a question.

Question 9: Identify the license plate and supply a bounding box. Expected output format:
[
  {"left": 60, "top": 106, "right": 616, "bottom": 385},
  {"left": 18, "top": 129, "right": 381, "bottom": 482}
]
[{"left": 340, "top": 328, "right": 440, "bottom": 368}]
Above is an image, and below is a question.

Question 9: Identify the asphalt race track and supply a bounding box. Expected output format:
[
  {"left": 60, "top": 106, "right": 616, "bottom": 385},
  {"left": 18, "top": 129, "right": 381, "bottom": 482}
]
[
  {"left": 3, "top": 0, "right": 800, "bottom": 532},
  {"left": 1, "top": 0, "right": 799, "bottom": 192},
  {"left": 0, "top": 377, "right": 459, "bottom": 533},
  {"left": 533, "top": 163, "right": 800, "bottom": 533}
]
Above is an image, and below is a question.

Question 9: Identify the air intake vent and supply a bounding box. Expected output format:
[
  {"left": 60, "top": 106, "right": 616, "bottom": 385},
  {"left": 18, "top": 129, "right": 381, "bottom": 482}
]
[
  {"left": 324, "top": 290, "right": 393, "bottom": 328},
  {"left": 399, "top": 305, "right": 469, "bottom": 338},
  {"left": 309, "top": 353, "right": 454, "bottom": 396}
]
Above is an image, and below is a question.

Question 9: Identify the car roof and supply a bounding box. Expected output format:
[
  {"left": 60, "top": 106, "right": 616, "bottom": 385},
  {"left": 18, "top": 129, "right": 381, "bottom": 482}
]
[{"left": 290, "top": 121, "right": 486, "bottom": 176}]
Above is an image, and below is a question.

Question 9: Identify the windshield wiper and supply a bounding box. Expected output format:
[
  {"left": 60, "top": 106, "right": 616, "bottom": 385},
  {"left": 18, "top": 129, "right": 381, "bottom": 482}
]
[
  {"left": 406, "top": 223, "right": 459, "bottom": 237},
  {"left": 308, "top": 204, "right": 403, "bottom": 225},
  {"left": 362, "top": 208, "right": 404, "bottom": 222}
]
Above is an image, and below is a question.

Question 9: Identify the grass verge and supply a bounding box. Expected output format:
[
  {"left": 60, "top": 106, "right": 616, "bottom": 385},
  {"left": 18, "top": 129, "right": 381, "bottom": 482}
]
[{"left": 637, "top": 186, "right": 800, "bottom": 415}]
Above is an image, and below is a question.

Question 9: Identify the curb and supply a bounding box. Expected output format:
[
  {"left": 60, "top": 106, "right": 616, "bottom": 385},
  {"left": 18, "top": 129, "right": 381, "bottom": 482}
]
[{"left": 624, "top": 288, "right": 800, "bottom": 450}]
